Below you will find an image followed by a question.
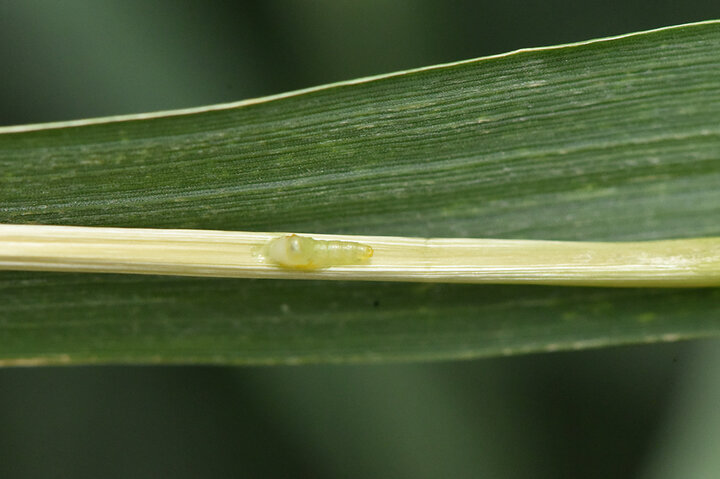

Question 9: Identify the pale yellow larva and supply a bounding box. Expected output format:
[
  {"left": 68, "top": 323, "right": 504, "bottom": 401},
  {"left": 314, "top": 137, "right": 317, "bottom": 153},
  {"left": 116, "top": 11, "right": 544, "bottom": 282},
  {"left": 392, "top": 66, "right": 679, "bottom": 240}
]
[{"left": 266, "top": 234, "right": 373, "bottom": 270}]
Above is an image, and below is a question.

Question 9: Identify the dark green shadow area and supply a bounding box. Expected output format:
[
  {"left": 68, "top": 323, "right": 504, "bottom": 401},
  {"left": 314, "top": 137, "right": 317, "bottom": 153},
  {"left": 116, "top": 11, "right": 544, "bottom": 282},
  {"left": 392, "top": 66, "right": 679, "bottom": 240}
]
[{"left": 2, "top": 271, "right": 718, "bottom": 364}]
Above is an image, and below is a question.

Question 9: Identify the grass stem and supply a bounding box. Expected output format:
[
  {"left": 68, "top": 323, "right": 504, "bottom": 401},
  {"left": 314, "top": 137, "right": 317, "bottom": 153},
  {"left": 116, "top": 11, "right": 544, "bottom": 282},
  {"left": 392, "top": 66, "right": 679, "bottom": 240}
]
[{"left": 1, "top": 224, "right": 719, "bottom": 287}]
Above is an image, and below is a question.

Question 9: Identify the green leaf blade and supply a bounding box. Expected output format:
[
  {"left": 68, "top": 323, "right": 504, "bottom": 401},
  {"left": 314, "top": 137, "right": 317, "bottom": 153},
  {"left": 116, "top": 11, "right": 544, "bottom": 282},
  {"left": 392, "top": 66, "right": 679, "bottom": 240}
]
[{"left": 2, "top": 20, "right": 720, "bottom": 365}]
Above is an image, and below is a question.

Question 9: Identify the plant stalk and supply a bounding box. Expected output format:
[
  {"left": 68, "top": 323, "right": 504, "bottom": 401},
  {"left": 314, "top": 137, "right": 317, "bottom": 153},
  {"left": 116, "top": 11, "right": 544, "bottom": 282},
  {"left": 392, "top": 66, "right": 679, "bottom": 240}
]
[{"left": 1, "top": 224, "right": 719, "bottom": 287}]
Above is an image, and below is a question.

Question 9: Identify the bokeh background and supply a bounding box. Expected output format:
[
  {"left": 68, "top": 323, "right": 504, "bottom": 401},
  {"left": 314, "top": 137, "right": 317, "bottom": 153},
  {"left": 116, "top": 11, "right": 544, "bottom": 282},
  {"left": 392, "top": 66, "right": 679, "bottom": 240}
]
[{"left": 2, "top": 1, "right": 720, "bottom": 477}]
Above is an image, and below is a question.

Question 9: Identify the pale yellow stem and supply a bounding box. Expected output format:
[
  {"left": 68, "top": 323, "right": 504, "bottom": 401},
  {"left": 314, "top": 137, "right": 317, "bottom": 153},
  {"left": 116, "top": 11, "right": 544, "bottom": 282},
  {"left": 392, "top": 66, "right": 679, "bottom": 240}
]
[{"left": 1, "top": 224, "right": 719, "bottom": 287}]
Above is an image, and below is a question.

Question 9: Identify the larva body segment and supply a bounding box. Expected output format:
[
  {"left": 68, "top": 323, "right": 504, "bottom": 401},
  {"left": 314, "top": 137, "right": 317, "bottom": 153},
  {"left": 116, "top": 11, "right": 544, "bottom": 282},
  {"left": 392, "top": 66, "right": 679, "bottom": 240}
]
[{"left": 266, "top": 234, "right": 373, "bottom": 270}]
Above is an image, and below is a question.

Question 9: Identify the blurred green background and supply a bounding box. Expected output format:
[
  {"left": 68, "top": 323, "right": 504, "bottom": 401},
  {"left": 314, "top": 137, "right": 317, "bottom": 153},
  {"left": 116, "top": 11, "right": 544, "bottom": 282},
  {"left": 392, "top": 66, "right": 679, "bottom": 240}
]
[{"left": 2, "top": 1, "right": 720, "bottom": 477}]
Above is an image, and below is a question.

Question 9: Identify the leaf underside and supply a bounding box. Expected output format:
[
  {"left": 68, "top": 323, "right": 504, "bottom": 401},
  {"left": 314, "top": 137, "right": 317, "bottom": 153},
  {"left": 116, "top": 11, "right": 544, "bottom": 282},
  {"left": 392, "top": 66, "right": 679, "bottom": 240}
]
[{"left": 1, "top": 21, "right": 720, "bottom": 365}]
